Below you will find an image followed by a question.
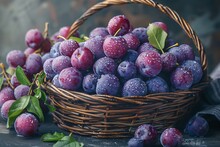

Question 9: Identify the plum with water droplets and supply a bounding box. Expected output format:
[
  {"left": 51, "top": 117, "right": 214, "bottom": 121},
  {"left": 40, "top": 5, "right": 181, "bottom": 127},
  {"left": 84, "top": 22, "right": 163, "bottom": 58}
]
[
  {"left": 14, "top": 85, "right": 30, "bottom": 100},
  {"left": 59, "top": 67, "right": 82, "bottom": 91},
  {"left": 41, "top": 53, "right": 51, "bottom": 64},
  {"left": 1, "top": 100, "right": 15, "bottom": 120},
  {"left": 123, "top": 49, "right": 138, "bottom": 63},
  {"left": 25, "top": 29, "right": 44, "bottom": 50},
  {"left": 107, "top": 15, "right": 130, "bottom": 36},
  {"left": 137, "top": 42, "right": 157, "bottom": 54},
  {"left": 103, "top": 36, "right": 128, "bottom": 59},
  {"left": 132, "top": 27, "right": 148, "bottom": 43},
  {"left": 71, "top": 47, "right": 94, "bottom": 71},
  {"left": 59, "top": 40, "right": 79, "bottom": 57},
  {"left": 160, "top": 128, "right": 183, "bottom": 147},
  {"left": 25, "top": 53, "right": 43, "bottom": 75},
  {"left": 170, "top": 67, "right": 193, "bottom": 90},
  {"left": 52, "top": 56, "right": 71, "bottom": 74},
  {"left": 0, "top": 87, "right": 15, "bottom": 107},
  {"left": 146, "top": 76, "right": 169, "bottom": 94},
  {"left": 6, "top": 50, "right": 26, "bottom": 68},
  {"left": 50, "top": 42, "right": 61, "bottom": 58},
  {"left": 123, "top": 33, "right": 140, "bottom": 50},
  {"left": 181, "top": 60, "right": 203, "bottom": 84},
  {"left": 122, "top": 78, "right": 147, "bottom": 97},
  {"left": 43, "top": 58, "right": 56, "bottom": 79},
  {"left": 89, "top": 27, "right": 109, "bottom": 38},
  {"left": 117, "top": 61, "right": 137, "bottom": 80},
  {"left": 52, "top": 74, "right": 61, "bottom": 88},
  {"left": 179, "top": 44, "right": 195, "bottom": 60},
  {"left": 93, "top": 57, "right": 117, "bottom": 76},
  {"left": 14, "top": 113, "right": 39, "bottom": 137},
  {"left": 161, "top": 52, "right": 177, "bottom": 72},
  {"left": 168, "top": 47, "right": 186, "bottom": 64},
  {"left": 136, "top": 50, "right": 162, "bottom": 77},
  {"left": 84, "top": 36, "right": 105, "bottom": 59},
  {"left": 134, "top": 124, "right": 158, "bottom": 146},
  {"left": 96, "top": 74, "right": 120, "bottom": 96},
  {"left": 82, "top": 73, "right": 98, "bottom": 94}
]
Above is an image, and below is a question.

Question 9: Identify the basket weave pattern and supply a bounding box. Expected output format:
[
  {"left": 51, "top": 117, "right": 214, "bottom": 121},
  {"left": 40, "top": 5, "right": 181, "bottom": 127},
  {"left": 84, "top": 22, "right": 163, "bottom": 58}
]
[{"left": 44, "top": 0, "right": 209, "bottom": 138}]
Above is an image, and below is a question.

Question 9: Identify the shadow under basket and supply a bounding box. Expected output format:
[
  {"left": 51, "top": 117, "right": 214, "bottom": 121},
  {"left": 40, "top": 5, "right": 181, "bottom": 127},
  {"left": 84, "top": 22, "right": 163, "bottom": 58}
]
[{"left": 43, "top": 0, "right": 210, "bottom": 138}]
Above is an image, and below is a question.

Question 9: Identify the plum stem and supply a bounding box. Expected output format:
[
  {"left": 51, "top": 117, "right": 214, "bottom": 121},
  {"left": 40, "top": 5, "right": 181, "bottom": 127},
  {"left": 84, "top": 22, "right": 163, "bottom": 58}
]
[
  {"left": 166, "top": 43, "right": 179, "bottom": 51},
  {"left": 0, "top": 63, "right": 14, "bottom": 89},
  {"left": 43, "top": 22, "right": 49, "bottom": 38},
  {"left": 81, "top": 35, "right": 89, "bottom": 41},
  {"left": 114, "top": 28, "right": 121, "bottom": 36},
  {"left": 57, "top": 35, "right": 67, "bottom": 41}
]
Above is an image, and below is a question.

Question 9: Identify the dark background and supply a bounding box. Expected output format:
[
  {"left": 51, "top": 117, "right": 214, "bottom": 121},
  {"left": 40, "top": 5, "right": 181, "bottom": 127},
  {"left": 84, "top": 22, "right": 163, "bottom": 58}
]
[{"left": 0, "top": 0, "right": 220, "bottom": 73}]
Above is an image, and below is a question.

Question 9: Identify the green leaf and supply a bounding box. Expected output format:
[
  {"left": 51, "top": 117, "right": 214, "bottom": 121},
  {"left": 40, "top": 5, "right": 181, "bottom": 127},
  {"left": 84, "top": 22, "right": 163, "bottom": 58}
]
[
  {"left": 40, "top": 90, "right": 47, "bottom": 102},
  {"left": 46, "top": 104, "right": 56, "bottom": 113},
  {"left": 34, "top": 88, "right": 42, "bottom": 99},
  {"left": 53, "top": 135, "right": 83, "bottom": 147},
  {"left": 0, "top": 76, "right": 4, "bottom": 90},
  {"left": 33, "top": 88, "right": 46, "bottom": 101},
  {"left": 7, "top": 96, "right": 30, "bottom": 128},
  {"left": 38, "top": 72, "right": 46, "bottom": 85},
  {"left": 60, "top": 136, "right": 74, "bottom": 142},
  {"left": 53, "top": 140, "right": 70, "bottom": 147},
  {"left": 33, "top": 88, "right": 55, "bottom": 112},
  {"left": 15, "top": 66, "right": 31, "bottom": 86},
  {"left": 26, "top": 96, "right": 44, "bottom": 122},
  {"left": 6, "top": 67, "right": 15, "bottom": 76},
  {"left": 69, "top": 37, "right": 85, "bottom": 43},
  {"left": 41, "top": 132, "right": 65, "bottom": 142},
  {"left": 147, "top": 23, "right": 168, "bottom": 53}
]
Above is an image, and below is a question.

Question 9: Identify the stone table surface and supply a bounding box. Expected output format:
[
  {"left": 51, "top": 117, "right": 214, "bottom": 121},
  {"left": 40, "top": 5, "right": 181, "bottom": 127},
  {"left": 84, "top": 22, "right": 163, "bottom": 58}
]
[{"left": 0, "top": 114, "right": 220, "bottom": 147}]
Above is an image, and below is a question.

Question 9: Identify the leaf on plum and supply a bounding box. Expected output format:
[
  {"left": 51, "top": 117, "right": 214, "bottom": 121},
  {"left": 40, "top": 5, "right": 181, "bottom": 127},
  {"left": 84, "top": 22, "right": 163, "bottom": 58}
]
[
  {"left": 147, "top": 24, "right": 167, "bottom": 53},
  {"left": 69, "top": 37, "right": 85, "bottom": 43},
  {"left": 27, "top": 96, "right": 44, "bottom": 122},
  {"left": 37, "top": 72, "right": 46, "bottom": 85},
  {"left": 15, "top": 66, "right": 31, "bottom": 86},
  {"left": 7, "top": 96, "right": 30, "bottom": 128}
]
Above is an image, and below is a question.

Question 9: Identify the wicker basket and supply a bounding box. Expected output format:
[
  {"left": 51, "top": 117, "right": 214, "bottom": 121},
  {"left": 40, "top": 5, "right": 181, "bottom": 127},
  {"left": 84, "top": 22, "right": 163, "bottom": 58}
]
[{"left": 43, "top": 0, "right": 210, "bottom": 138}]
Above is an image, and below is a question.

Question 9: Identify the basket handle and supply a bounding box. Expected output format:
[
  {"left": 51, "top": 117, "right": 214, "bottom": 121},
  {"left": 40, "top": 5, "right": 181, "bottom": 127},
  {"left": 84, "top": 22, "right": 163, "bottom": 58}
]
[{"left": 67, "top": 0, "right": 207, "bottom": 72}]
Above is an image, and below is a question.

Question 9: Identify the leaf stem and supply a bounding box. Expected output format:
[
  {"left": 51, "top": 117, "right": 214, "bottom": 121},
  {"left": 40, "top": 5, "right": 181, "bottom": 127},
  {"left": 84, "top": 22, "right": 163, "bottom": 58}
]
[{"left": 0, "top": 63, "right": 14, "bottom": 89}]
